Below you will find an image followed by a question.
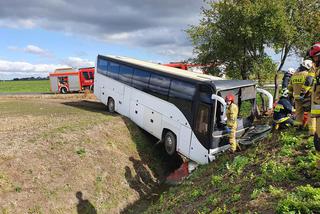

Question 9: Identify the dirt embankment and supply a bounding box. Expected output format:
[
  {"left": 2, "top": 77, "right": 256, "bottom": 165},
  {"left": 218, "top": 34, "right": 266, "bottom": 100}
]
[{"left": 0, "top": 94, "right": 172, "bottom": 213}]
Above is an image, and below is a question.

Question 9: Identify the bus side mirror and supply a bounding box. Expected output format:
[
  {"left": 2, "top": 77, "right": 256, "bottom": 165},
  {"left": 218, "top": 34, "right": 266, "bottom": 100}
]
[{"left": 256, "top": 88, "right": 273, "bottom": 112}]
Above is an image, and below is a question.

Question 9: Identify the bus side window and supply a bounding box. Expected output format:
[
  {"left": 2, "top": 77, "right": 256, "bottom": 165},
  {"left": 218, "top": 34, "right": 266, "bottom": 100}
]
[
  {"left": 107, "top": 62, "right": 120, "bottom": 80},
  {"left": 119, "top": 65, "right": 134, "bottom": 84},
  {"left": 132, "top": 69, "right": 150, "bottom": 91},
  {"left": 149, "top": 73, "right": 171, "bottom": 99},
  {"left": 214, "top": 102, "right": 225, "bottom": 130},
  {"left": 195, "top": 103, "right": 210, "bottom": 135},
  {"left": 169, "top": 80, "right": 195, "bottom": 122},
  {"left": 97, "top": 58, "right": 108, "bottom": 76}
]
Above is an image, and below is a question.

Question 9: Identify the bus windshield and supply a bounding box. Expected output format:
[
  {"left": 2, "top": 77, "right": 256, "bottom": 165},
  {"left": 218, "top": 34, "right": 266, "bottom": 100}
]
[{"left": 215, "top": 86, "right": 256, "bottom": 130}]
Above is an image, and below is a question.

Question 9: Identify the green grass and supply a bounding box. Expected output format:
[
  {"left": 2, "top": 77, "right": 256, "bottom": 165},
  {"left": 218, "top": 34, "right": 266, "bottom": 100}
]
[
  {"left": 145, "top": 128, "right": 320, "bottom": 213},
  {"left": 0, "top": 80, "right": 50, "bottom": 93}
]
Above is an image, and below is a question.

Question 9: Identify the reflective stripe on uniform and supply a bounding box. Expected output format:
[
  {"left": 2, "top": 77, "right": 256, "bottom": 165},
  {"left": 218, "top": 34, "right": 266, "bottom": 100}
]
[
  {"left": 311, "top": 109, "right": 320, "bottom": 115},
  {"left": 274, "top": 116, "right": 290, "bottom": 124},
  {"left": 312, "top": 104, "right": 320, "bottom": 110},
  {"left": 311, "top": 104, "right": 320, "bottom": 113},
  {"left": 311, "top": 105, "right": 320, "bottom": 115}
]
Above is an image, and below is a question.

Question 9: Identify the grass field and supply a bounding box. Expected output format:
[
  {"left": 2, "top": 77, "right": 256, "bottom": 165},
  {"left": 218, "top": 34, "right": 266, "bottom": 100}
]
[
  {"left": 0, "top": 95, "right": 169, "bottom": 213},
  {"left": 0, "top": 80, "right": 50, "bottom": 93}
]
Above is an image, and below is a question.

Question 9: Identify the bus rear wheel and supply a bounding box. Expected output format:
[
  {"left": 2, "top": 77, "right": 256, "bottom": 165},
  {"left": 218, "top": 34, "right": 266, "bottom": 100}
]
[
  {"left": 107, "top": 97, "right": 115, "bottom": 113},
  {"left": 164, "top": 131, "right": 176, "bottom": 156}
]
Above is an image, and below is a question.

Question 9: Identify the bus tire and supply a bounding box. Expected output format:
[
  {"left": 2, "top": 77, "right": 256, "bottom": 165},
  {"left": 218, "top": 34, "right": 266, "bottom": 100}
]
[
  {"left": 90, "top": 85, "right": 94, "bottom": 92},
  {"left": 60, "top": 87, "right": 68, "bottom": 94},
  {"left": 164, "top": 131, "right": 176, "bottom": 156},
  {"left": 107, "top": 97, "right": 115, "bottom": 113}
]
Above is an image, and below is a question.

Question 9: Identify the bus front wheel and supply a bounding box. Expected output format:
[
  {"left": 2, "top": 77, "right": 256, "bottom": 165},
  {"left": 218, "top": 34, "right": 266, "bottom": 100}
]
[
  {"left": 164, "top": 131, "right": 176, "bottom": 156},
  {"left": 107, "top": 97, "right": 115, "bottom": 113}
]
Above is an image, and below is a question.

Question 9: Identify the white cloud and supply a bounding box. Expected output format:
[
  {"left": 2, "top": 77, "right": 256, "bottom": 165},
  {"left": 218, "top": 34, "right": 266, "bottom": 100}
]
[
  {"left": 0, "top": 59, "right": 64, "bottom": 73},
  {"left": 7, "top": 45, "right": 52, "bottom": 57},
  {"left": 0, "top": 59, "right": 65, "bottom": 80},
  {"left": 62, "top": 57, "right": 94, "bottom": 68},
  {"left": 0, "top": 57, "right": 94, "bottom": 80},
  {"left": 0, "top": 18, "right": 36, "bottom": 29},
  {"left": 24, "top": 45, "right": 51, "bottom": 57}
]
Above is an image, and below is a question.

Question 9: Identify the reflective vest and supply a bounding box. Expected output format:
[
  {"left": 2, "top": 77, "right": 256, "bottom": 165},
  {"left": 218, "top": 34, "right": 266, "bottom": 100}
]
[
  {"left": 288, "top": 70, "right": 309, "bottom": 99},
  {"left": 311, "top": 67, "right": 320, "bottom": 116},
  {"left": 226, "top": 103, "right": 238, "bottom": 128}
]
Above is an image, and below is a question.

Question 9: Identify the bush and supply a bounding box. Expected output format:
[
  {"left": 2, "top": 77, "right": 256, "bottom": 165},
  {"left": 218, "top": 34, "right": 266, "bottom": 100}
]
[
  {"left": 279, "top": 132, "right": 299, "bottom": 147},
  {"left": 211, "top": 175, "right": 223, "bottom": 186},
  {"left": 226, "top": 156, "right": 250, "bottom": 175},
  {"left": 276, "top": 185, "right": 320, "bottom": 213},
  {"left": 261, "top": 160, "right": 299, "bottom": 182},
  {"left": 250, "top": 188, "right": 265, "bottom": 200},
  {"left": 296, "top": 152, "right": 320, "bottom": 180}
]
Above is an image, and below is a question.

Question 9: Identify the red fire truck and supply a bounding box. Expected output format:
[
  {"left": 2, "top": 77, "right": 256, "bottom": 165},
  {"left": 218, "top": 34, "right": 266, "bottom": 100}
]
[
  {"left": 49, "top": 67, "right": 94, "bottom": 93},
  {"left": 163, "top": 63, "right": 207, "bottom": 74}
]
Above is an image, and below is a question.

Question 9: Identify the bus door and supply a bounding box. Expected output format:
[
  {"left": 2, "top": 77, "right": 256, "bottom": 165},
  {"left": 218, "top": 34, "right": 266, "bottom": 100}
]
[
  {"left": 194, "top": 102, "right": 212, "bottom": 145},
  {"left": 211, "top": 94, "right": 229, "bottom": 149},
  {"left": 189, "top": 85, "right": 214, "bottom": 163}
]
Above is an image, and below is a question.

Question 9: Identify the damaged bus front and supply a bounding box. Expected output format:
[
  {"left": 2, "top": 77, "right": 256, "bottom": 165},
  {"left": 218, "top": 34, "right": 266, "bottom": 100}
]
[{"left": 200, "top": 80, "right": 272, "bottom": 161}]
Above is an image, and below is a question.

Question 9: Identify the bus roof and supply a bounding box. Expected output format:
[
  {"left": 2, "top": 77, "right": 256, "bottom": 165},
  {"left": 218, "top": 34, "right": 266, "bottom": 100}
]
[
  {"left": 101, "top": 55, "right": 256, "bottom": 90},
  {"left": 213, "top": 80, "right": 256, "bottom": 91},
  {"left": 102, "top": 55, "right": 224, "bottom": 82}
]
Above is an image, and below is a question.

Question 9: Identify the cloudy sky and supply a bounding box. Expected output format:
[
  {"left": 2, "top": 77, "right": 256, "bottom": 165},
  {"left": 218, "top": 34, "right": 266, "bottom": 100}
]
[
  {"left": 0, "top": 0, "right": 300, "bottom": 80},
  {"left": 0, "top": 0, "right": 205, "bottom": 80}
]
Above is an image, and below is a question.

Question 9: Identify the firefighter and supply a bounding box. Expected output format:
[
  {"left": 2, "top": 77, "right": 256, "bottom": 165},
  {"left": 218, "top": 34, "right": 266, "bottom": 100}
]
[
  {"left": 273, "top": 88, "right": 295, "bottom": 130},
  {"left": 282, "top": 68, "right": 295, "bottom": 89},
  {"left": 300, "top": 59, "right": 316, "bottom": 135},
  {"left": 309, "top": 43, "right": 320, "bottom": 151},
  {"left": 225, "top": 94, "right": 239, "bottom": 153},
  {"left": 288, "top": 60, "right": 315, "bottom": 134}
]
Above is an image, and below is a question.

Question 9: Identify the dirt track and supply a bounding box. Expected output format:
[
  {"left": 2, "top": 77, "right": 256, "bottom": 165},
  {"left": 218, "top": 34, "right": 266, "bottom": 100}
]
[{"left": 0, "top": 94, "right": 167, "bottom": 213}]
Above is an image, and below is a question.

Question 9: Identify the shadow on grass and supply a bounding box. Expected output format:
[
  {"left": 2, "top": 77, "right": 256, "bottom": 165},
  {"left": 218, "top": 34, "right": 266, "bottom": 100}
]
[
  {"left": 76, "top": 191, "right": 97, "bottom": 214},
  {"left": 121, "top": 117, "right": 183, "bottom": 214},
  {"left": 62, "top": 100, "right": 109, "bottom": 114},
  {"left": 62, "top": 100, "right": 183, "bottom": 213}
]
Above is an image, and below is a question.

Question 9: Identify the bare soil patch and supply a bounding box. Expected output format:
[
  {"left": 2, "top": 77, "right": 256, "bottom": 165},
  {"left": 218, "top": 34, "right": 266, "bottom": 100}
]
[{"left": 0, "top": 95, "right": 165, "bottom": 213}]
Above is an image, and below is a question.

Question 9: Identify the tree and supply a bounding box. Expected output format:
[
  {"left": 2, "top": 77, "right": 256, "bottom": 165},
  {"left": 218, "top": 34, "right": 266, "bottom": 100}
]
[
  {"left": 251, "top": 57, "right": 277, "bottom": 86},
  {"left": 187, "top": 0, "right": 320, "bottom": 98},
  {"left": 272, "top": 0, "right": 320, "bottom": 98},
  {"left": 187, "top": 0, "right": 286, "bottom": 80}
]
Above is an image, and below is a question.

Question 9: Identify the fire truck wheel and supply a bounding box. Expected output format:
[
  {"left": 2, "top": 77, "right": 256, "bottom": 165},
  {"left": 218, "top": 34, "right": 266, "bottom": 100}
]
[
  {"left": 90, "top": 85, "right": 94, "bottom": 92},
  {"left": 164, "top": 131, "right": 177, "bottom": 156},
  {"left": 60, "top": 87, "right": 68, "bottom": 94},
  {"left": 107, "top": 97, "right": 115, "bottom": 113}
]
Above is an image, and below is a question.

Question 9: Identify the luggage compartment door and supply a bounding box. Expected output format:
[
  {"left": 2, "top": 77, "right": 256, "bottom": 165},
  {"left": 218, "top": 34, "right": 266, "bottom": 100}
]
[{"left": 68, "top": 75, "right": 80, "bottom": 91}]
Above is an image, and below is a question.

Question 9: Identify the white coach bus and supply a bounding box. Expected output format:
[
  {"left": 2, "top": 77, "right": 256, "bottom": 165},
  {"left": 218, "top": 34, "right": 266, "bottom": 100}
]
[{"left": 94, "top": 55, "right": 271, "bottom": 164}]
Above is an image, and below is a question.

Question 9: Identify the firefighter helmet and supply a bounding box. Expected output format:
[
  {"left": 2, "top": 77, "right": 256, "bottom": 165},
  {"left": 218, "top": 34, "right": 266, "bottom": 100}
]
[
  {"left": 309, "top": 43, "right": 320, "bottom": 57},
  {"left": 287, "top": 68, "right": 295, "bottom": 75},
  {"left": 225, "top": 94, "right": 235, "bottom": 103},
  {"left": 281, "top": 88, "right": 289, "bottom": 98},
  {"left": 301, "top": 59, "right": 313, "bottom": 70}
]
